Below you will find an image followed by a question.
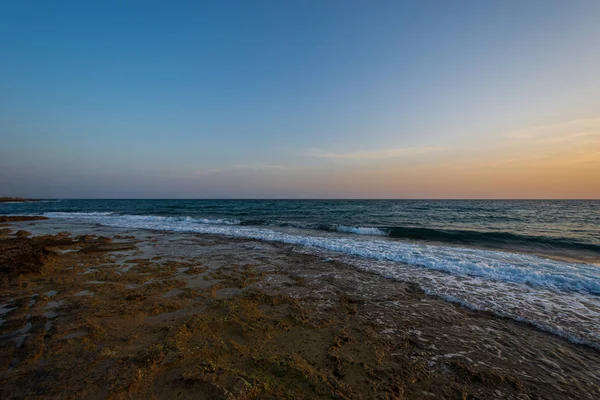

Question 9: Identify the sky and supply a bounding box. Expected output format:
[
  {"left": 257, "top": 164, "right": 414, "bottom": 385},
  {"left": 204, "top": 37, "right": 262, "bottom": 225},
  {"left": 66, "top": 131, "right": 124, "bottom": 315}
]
[{"left": 1, "top": 0, "right": 599, "bottom": 199}]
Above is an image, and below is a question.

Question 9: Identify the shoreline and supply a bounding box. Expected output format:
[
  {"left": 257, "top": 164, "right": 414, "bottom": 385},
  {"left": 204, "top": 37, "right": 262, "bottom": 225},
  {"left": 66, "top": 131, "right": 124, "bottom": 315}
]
[
  {"left": 2, "top": 198, "right": 598, "bottom": 266},
  {"left": 3, "top": 216, "right": 600, "bottom": 345},
  {"left": 4, "top": 217, "right": 600, "bottom": 345},
  {"left": 2, "top": 212, "right": 598, "bottom": 265},
  {"left": 1, "top": 219, "right": 599, "bottom": 398}
]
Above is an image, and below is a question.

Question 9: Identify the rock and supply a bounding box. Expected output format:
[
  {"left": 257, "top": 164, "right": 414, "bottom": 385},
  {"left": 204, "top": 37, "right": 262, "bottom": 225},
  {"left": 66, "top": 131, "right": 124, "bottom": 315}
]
[
  {"left": 228, "top": 376, "right": 253, "bottom": 396},
  {"left": 0, "top": 228, "right": 12, "bottom": 238},
  {"left": 0, "top": 238, "right": 50, "bottom": 276},
  {"left": 0, "top": 216, "right": 48, "bottom": 222},
  {"left": 78, "top": 243, "right": 136, "bottom": 253},
  {"left": 114, "top": 235, "right": 136, "bottom": 240},
  {"left": 75, "top": 235, "right": 112, "bottom": 243},
  {"left": 16, "top": 230, "right": 31, "bottom": 238}
]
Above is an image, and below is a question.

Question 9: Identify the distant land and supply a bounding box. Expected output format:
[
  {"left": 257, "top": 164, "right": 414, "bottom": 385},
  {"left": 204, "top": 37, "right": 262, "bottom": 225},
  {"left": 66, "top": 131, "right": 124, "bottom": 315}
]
[{"left": 0, "top": 197, "right": 40, "bottom": 203}]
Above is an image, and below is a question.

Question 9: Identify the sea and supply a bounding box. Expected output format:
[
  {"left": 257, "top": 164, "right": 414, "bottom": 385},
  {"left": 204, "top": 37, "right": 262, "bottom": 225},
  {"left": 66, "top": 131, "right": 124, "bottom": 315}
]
[{"left": 2, "top": 199, "right": 599, "bottom": 348}]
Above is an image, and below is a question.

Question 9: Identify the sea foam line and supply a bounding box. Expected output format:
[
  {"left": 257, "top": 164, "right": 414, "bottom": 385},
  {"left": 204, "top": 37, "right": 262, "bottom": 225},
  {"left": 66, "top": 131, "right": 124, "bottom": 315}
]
[{"left": 44, "top": 212, "right": 241, "bottom": 225}]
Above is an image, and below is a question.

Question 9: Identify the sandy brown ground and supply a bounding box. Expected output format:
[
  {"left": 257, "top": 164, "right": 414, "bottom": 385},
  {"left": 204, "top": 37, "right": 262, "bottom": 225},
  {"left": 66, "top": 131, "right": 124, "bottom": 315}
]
[{"left": 0, "top": 219, "right": 599, "bottom": 399}]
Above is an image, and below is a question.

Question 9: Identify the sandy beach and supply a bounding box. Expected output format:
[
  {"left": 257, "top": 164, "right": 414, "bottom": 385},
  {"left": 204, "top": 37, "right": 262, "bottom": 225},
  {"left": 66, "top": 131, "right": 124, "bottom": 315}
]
[{"left": 0, "top": 217, "right": 598, "bottom": 399}]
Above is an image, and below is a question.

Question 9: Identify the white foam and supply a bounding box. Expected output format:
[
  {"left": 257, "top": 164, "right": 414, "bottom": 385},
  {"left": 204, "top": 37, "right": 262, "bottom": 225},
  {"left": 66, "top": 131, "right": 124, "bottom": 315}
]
[
  {"left": 197, "top": 218, "right": 241, "bottom": 225},
  {"left": 337, "top": 225, "right": 387, "bottom": 236},
  {"left": 45, "top": 212, "right": 114, "bottom": 217},
  {"left": 44, "top": 213, "right": 240, "bottom": 225}
]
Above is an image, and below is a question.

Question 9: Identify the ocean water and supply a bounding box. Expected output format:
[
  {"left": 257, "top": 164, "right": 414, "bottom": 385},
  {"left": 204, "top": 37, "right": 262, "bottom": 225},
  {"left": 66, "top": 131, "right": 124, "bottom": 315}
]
[{"left": 2, "top": 199, "right": 600, "bottom": 347}]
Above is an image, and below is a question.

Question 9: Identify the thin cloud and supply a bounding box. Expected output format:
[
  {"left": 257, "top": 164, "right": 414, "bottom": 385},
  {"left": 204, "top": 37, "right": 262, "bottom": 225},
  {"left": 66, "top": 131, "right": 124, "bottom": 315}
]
[
  {"left": 506, "top": 117, "right": 600, "bottom": 143},
  {"left": 196, "top": 164, "right": 286, "bottom": 176},
  {"left": 308, "top": 146, "right": 447, "bottom": 160}
]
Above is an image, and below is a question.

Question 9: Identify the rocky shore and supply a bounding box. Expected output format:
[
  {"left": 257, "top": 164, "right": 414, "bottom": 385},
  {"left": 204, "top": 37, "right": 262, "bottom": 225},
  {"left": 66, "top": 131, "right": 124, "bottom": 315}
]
[{"left": 0, "top": 218, "right": 599, "bottom": 399}]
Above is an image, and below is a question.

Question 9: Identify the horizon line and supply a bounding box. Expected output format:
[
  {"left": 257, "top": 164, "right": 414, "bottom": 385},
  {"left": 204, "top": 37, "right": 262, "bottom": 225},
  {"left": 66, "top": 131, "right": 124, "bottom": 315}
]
[{"left": 5, "top": 197, "right": 600, "bottom": 201}]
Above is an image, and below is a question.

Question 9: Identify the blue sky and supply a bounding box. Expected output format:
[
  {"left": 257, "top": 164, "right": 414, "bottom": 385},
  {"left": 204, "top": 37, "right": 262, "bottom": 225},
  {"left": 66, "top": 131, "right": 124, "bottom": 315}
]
[{"left": 1, "top": 1, "right": 599, "bottom": 198}]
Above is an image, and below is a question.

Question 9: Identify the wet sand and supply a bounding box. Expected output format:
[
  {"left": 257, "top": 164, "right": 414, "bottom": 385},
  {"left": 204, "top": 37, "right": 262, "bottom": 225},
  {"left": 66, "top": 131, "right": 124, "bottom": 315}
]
[{"left": 1, "top": 219, "right": 599, "bottom": 399}]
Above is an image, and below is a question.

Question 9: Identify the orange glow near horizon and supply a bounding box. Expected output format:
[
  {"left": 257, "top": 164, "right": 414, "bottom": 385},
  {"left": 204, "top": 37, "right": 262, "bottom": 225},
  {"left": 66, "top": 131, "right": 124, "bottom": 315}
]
[{"left": 239, "top": 118, "right": 600, "bottom": 199}]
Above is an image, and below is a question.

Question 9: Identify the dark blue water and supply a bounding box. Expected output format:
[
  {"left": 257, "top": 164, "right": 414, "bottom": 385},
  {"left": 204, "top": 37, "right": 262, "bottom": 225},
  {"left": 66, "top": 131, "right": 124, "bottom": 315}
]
[
  {"left": 3, "top": 199, "right": 600, "bottom": 347},
  {"left": 3, "top": 199, "right": 599, "bottom": 257}
]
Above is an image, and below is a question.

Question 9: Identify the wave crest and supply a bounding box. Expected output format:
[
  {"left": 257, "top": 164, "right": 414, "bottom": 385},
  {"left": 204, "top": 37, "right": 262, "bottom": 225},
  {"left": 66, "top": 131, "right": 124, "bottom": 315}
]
[{"left": 336, "top": 225, "right": 386, "bottom": 236}]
